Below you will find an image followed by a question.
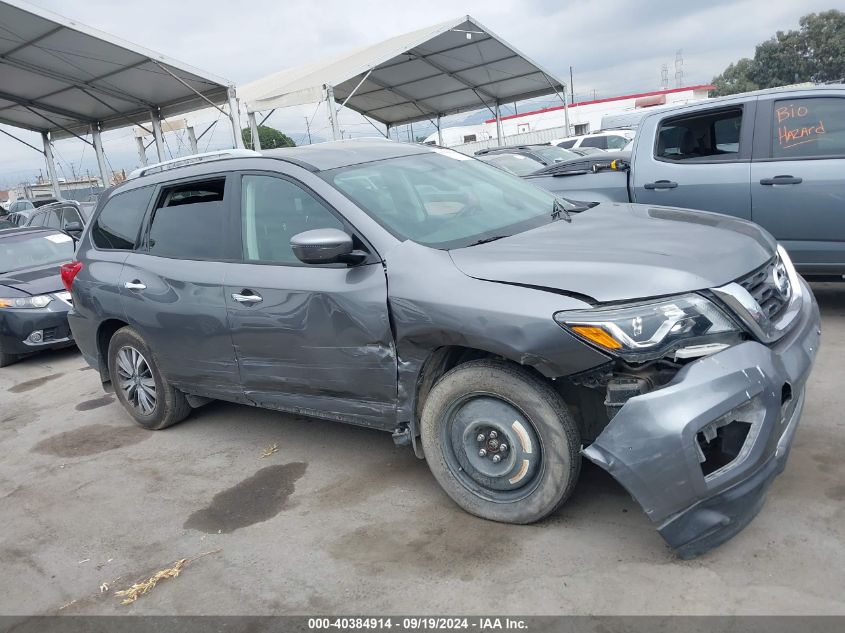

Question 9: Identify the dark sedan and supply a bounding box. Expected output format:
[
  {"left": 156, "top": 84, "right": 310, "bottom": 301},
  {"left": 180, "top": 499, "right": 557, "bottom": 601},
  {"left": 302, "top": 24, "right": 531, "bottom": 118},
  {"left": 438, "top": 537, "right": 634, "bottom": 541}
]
[{"left": 0, "top": 227, "right": 76, "bottom": 366}]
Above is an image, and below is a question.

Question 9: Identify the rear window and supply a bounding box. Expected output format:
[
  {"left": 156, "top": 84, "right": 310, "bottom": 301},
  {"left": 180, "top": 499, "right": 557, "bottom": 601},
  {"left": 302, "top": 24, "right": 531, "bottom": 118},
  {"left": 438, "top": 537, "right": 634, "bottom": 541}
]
[
  {"left": 147, "top": 178, "right": 233, "bottom": 260},
  {"left": 92, "top": 186, "right": 154, "bottom": 250}
]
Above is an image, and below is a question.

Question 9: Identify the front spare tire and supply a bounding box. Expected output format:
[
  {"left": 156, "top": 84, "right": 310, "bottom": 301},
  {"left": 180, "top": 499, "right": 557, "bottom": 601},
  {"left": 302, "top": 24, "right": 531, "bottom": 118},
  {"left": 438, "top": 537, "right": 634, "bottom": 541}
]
[{"left": 420, "top": 359, "right": 581, "bottom": 524}]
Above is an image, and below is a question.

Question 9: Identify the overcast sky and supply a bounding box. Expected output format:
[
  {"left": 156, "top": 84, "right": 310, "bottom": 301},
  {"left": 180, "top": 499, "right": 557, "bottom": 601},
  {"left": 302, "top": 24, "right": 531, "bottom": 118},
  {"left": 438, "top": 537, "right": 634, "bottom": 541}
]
[{"left": 0, "top": 0, "right": 837, "bottom": 188}]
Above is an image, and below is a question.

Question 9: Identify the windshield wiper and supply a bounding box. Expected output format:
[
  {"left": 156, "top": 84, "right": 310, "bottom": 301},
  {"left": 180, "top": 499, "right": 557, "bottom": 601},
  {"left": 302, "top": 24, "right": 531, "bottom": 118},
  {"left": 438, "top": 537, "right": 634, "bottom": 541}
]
[
  {"left": 467, "top": 235, "right": 509, "bottom": 247},
  {"left": 551, "top": 198, "right": 572, "bottom": 223}
]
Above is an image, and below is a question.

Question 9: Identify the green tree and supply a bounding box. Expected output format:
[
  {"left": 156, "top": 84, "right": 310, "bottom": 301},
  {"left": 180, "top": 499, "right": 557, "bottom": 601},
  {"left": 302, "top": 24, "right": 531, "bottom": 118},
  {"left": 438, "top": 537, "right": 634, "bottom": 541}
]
[
  {"left": 711, "top": 10, "right": 845, "bottom": 95},
  {"left": 241, "top": 125, "right": 296, "bottom": 149}
]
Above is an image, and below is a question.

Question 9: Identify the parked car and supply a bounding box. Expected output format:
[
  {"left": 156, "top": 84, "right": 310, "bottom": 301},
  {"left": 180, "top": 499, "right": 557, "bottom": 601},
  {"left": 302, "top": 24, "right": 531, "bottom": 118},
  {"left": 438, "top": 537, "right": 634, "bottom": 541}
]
[
  {"left": 5, "top": 208, "right": 37, "bottom": 227},
  {"left": 21, "top": 199, "right": 93, "bottom": 237},
  {"left": 476, "top": 152, "right": 545, "bottom": 176},
  {"left": 7, "top": 198, "right": 58, "bottom": 214},
  {"left": 0, "top": 227, "right": 77, "bottom": 366},
  {"left": 66, "top": 140, "right": 819, "bottom": 558},
  {"left": 475, "top": 144, "right": 581, "bottom": 166},
  {"left": 531, "top": 85, "right": 845, "bottom": 277},
  {"left": 552, "top": 130, "right": 635, "bottom": 151}
]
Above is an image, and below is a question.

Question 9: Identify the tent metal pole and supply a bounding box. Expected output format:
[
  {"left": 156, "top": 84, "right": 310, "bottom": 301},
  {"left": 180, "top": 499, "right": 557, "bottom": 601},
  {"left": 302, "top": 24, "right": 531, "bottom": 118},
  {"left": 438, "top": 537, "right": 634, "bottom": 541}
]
[
  {"left": 228, "top": 88, "right": 244, "bottom": 149},
  {"left": 41, "top": 132, "right": 61, "bottom": 199},
  {"left": 437, "top": 114, "right": 443, "bottom": 146},
  {"left": 247, "top": 111, "right": 261, "bottom": 150},
  {"left": 187, "top": 126, "right": 198, "bottom": 154},
  {"left": 150, "top": 109, "right": 165, "bottom": 162},
  {"left": 325, "top": 84, "right": 341, "bottom": 141},
  {"left": 135, "top": 136, "right": 148, "bottom": 166},
  {"left": 91, "top": 124, "right": 110, "bottom": 187},
  {"left": 494, "top": 102, "right": 504, "bottom": 147}
]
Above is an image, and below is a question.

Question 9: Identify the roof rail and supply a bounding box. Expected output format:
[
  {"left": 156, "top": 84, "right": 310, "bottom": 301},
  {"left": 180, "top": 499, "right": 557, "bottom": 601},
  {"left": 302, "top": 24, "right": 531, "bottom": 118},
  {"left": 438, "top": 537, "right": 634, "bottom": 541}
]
[{"left": 127, "top": 149, "right": 261, "bottom": 179}]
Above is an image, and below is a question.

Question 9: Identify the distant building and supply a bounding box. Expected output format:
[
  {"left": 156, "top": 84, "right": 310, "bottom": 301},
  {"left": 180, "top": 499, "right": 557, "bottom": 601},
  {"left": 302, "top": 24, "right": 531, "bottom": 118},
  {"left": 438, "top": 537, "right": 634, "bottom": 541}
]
[
  {"left": 11, "top": 176, "right": 103, "bottom": 203},
  {"left": 428, "top": 85, "right": 714, "bottom": 147}
]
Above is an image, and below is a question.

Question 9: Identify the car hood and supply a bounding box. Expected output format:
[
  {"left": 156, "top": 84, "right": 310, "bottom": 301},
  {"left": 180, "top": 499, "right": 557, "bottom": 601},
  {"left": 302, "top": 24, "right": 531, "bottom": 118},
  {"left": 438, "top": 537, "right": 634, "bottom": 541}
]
[
  {"left": 0, "top": 262, "right": 65, "bottom": 297},
  {"left": 449, "top": 203, "right": 776, "bottom": 303}
]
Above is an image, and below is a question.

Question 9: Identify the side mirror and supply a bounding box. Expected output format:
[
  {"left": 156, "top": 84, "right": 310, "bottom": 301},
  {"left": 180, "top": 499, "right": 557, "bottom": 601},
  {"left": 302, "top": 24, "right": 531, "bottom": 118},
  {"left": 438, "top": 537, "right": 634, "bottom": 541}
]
[
  {"left": 64, "top": 221, "right": 83, "bottom": 239},
  {"left": 290, "top": 228, "right": 367, "bottom": 265}
]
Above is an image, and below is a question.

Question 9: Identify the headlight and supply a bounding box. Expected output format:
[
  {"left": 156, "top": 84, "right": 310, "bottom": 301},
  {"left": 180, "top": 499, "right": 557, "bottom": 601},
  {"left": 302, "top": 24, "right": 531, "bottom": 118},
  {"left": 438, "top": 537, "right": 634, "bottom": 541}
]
[
  {"left": 555, "top": 294, "right": 740, "bottom": 361},
  {"left": 0, "top": 295, "right": 53, "bottom": 309}
]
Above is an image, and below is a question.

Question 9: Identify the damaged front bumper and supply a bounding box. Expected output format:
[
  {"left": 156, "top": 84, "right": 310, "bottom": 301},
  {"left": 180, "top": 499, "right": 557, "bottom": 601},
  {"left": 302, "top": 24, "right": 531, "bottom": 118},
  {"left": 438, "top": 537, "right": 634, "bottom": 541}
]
[{"left": 582, "top": 280, "right": 821, "bottom": 558}]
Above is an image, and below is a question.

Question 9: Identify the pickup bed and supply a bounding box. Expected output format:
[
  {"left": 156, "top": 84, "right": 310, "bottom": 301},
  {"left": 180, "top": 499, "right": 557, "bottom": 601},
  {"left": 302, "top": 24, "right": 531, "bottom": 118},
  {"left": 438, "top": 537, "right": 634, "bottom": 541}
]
[{"left": 526, "top": 85, "right": 845, "bottom": 277}]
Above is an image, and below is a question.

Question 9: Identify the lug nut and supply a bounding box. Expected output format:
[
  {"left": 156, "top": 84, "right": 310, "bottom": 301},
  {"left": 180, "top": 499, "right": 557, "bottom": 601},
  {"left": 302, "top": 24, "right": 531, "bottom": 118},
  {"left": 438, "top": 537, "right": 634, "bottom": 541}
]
[
  {"left": 499, "top": 443, "right": 508, "bottom": 453},
  {"left": 492, "top": 455, "right": 501, "bottom": 463},
  {"left": 476, "top": 433, "right": 486, "bottom": 442},
  {"left": 489, "top": 430, "right": 498, "bottom": 439},
  {"left": 478, "top": 449, "right": 487, "bottom": 457}
]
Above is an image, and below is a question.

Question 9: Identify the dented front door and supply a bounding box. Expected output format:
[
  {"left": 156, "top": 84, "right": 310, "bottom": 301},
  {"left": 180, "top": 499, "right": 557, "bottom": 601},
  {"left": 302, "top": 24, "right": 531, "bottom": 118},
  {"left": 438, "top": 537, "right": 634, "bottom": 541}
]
[{"left": 224, "top": 172, "right": 397, "bottom": 429}]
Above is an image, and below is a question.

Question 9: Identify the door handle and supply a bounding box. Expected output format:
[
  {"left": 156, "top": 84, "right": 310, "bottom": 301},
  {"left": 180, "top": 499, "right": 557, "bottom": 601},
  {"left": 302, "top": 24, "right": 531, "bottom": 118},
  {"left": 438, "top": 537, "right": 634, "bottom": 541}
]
[
  {"left": 232, "top": 291, "right": 263, "bottom": 304},
  {"left": 124, "top": 280, "right": 146, "bottom": 291},
  {"left": 643, "top": 180, "right": 678, "bottom": 190},
  {"left": 760, "top": 175, "right": 802, "bottom": 185}
]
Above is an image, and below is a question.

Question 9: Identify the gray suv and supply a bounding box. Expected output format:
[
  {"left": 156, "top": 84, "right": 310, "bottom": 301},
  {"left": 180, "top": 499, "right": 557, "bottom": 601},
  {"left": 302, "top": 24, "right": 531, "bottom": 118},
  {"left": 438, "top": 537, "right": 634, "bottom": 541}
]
[{"left": 66, "top": 140, "right": 820, "bottom": 558}]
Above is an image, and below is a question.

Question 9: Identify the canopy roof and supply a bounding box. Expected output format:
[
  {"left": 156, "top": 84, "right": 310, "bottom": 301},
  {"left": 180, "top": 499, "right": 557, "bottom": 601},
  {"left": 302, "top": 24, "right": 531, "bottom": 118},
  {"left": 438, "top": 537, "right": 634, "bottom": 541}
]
[
  {"left": 0, "top": 0, "right": 233, "bottom": 140},
  {"left": 239, "top": 15, "right": 566, "bottom": 126}
]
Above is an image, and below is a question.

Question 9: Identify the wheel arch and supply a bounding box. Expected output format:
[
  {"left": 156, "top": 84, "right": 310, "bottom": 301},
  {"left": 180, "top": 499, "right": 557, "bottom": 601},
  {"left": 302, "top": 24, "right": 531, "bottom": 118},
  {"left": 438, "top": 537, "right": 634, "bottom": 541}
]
[{"left": 96, "top": 318, "right": 128, "bottom": 384}]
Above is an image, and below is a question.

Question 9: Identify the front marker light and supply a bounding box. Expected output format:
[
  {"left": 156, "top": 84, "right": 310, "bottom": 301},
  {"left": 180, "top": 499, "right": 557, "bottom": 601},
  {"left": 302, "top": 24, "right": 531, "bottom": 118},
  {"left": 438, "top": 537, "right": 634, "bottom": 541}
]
[
  {"left": 0, "top": 295, "right": 53, "bottom": 309},
  {"left": 555, "top": 294, "right": 740, "bottom": 360}
]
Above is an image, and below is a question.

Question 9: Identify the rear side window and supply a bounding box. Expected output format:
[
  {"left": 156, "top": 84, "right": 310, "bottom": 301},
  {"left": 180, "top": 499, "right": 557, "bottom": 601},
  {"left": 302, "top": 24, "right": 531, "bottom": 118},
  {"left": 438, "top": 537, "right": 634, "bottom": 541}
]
[
  {"left": 148, "top": 178, "right": 232, "bottom": 260},
  {"left": 43, "top": 207, "right": 62, "bottom": 229},
  {"left": 605, "top": 135, "right": 629, "bottom": 150},
  {"left": 92, "top": 186, "right": 154, "bottom": 250},
  {"left": 557, "top": 140, "right": 576, "bottom": 149},
  {"left": 771, "top": 97, "right": 845, "bottom": 159},
  {"left": 580, "top": 136, "right": 609, "bottom": 149},
  {"left": 656, "top": 107, "right": 743, "bottom": 161},
  {"left": 62, "top": 205, "right": 83, "bottom": 228}
]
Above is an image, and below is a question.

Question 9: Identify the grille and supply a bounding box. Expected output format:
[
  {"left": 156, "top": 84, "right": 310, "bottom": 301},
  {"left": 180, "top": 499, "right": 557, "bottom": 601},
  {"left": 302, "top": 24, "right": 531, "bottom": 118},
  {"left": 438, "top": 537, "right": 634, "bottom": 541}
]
[
  {"left": 738, "top": 257, "right": 789, "bottom": 319},
  {"left": 42, "top": 327, "right": 59, "bottom": 342}
]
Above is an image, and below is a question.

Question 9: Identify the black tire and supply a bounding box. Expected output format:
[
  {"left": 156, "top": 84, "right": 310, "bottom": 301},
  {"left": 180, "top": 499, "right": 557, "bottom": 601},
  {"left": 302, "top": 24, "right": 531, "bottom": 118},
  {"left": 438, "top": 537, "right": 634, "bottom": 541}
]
[
  {"left": 107, "top": 326, "right": 191, "bottom": 430},
  {"left": 420, "top": 359, "right": 581, "bottom": 524}
]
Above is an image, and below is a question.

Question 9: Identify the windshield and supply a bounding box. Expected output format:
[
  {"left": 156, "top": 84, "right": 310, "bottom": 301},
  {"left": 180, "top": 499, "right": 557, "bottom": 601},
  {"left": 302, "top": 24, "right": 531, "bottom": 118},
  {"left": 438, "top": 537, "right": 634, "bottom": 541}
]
[
  {"left": 532, "top": 146, "right": 580, "bottom": 163},
  {"left": 324, "top": 150, "right": 571, "bottom": 249},
  {"left": 478, "top": 153, "right": 544, "bottom": 176},
  {"left": 0, "top": 231, "right": 75, "bottom": 274}
]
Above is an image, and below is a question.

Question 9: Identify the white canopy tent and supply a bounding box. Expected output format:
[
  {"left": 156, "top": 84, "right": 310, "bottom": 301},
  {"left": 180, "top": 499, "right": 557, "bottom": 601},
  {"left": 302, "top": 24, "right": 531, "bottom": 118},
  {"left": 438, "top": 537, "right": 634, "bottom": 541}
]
[
  {"left": 0, "top": 0, "right": 242, "bottom": 197},
  {"left": 238, "top": 15, "right": 570, "bottom": 148}
]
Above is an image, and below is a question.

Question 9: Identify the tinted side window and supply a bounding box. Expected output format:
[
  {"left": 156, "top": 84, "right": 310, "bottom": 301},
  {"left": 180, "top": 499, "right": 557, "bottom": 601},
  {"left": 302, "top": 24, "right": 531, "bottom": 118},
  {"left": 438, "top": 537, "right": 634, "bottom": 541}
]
[
  {"left": 558, "top": 140, "right": 576, "bottom": 149},
  {"left": 580, "top": 136, "right": 609, "bottom": 149},
  {"left": 148, "top": 178, "right": 232, "bottom": 260},
  {"left": 656, "top": 107, "right": 742, "bottom": 161},
  {"left": 771, "top": 97, "right": 845, "bottom": 158},
  {"left": 92, "top": 186, "right": 154, "bottom": 250},
  {"left": 242, "top": 175, "right": 344, "bottom": 265}
]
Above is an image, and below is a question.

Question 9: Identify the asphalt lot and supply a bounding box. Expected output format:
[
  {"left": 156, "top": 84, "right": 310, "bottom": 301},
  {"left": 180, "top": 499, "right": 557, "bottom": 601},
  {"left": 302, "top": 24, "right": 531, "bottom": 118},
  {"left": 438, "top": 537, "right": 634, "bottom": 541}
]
[{"left": 0, "top": 283, "right": 843, "bottom": 616}]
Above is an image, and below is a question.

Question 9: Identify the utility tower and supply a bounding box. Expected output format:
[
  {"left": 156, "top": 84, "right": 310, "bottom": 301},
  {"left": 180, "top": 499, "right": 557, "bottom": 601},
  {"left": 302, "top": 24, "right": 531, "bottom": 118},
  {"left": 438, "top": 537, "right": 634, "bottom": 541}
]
[
  {"left": 674, "top": 50, "right": 684, "bottom": 88},
  {"left": 661, "top": 64, "right": 669, "bottom": 90}
]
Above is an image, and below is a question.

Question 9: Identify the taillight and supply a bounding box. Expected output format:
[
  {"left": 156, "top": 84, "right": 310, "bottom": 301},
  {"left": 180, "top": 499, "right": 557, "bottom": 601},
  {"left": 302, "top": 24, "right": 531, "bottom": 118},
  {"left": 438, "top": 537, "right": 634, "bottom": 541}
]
[{"left": 60, "top": 261, "right": 83, "bottom": 292}]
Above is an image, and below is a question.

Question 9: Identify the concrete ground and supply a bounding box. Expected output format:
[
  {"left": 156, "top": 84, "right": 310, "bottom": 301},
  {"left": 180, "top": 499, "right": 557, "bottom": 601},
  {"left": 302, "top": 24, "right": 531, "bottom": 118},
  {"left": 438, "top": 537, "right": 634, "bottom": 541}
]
[{"left": 0, "top": 283, "right": 843, "bottom": 616}]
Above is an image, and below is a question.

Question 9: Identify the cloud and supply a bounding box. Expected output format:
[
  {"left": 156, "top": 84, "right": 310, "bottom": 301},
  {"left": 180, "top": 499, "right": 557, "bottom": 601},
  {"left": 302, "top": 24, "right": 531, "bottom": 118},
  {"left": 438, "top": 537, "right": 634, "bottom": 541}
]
[{"left": 0, "top": 0, "right": 836, "bottom": 186}]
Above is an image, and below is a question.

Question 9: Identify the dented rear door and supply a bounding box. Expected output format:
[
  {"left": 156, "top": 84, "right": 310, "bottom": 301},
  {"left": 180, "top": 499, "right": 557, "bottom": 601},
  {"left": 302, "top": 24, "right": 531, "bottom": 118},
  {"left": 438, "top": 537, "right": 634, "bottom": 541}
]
[{"left": 224, "top": 171, "right": 397, "bottom": 429}]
